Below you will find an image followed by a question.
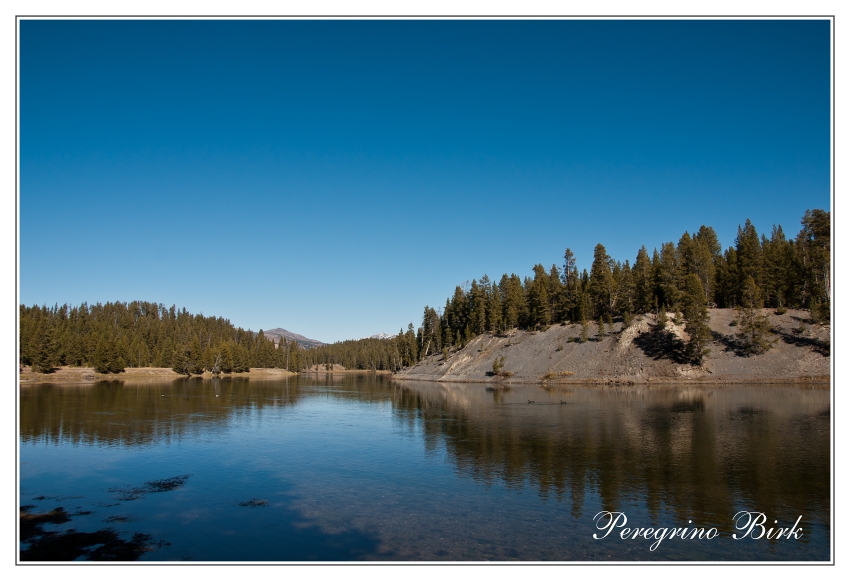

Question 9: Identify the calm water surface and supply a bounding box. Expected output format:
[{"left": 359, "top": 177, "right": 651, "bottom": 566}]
[{"left": 19, "top": 375, "right": 830, "bottom": 561}]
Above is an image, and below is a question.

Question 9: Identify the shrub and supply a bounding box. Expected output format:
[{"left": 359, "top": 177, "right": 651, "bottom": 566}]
[
  {"left": 580, "top": 320, "right": 589, "bottom": 343},
  {"left": 492, "top": 356, "right": 506, "bottom": 374},
  {"left": 540, "top": 370, "right": 575, "bottom": 380}
]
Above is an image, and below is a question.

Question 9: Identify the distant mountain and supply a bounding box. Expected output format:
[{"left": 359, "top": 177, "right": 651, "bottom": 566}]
[
  {"left": 364, "top": 332, "right": 397, "bottom": 340},
  {"left": 263, "top": 328, "right": 325, "bottom": 349}
]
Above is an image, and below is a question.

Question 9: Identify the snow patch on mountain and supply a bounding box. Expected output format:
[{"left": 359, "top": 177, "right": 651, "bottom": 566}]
[{"left": 363, "top": 332, "right": 397, "bottom": 340}]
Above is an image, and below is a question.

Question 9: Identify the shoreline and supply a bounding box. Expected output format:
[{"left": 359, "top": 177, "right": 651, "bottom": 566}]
[
  {"left": 18, "top": 366, "right": 296, "bottom": 385},
  {"left": 391, "top": 374, "right": 830, "bottom": 386}
]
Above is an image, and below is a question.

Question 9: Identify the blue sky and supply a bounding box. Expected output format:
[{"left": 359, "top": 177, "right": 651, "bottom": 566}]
[{"left": 19, "top": 19, "right": 831, "bottom": 343}]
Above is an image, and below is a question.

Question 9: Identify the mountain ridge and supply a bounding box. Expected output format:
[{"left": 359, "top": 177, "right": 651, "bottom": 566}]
[{"left": 262, "top": 328, "right": 325, "bottom": 349}]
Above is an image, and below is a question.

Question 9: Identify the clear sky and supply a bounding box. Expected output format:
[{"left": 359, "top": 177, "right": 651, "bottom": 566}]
[{"left": 19, "top": 19, "right": 831, "bottom": 343}]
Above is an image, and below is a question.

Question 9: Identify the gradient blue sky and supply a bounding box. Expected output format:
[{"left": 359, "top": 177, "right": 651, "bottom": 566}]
[{"left": 19, "top": 19, "right": 831, "bottom": 343}]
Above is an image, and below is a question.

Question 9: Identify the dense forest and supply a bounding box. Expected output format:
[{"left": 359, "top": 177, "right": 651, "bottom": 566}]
[
  {"left": 19, "top": 302, "right": 303, "bottom": 375},
  {"left": 20, "top": 209, "right": 830, "bottom": 374}
]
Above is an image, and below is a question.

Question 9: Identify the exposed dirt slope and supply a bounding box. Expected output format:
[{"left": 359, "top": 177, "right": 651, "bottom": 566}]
[{"left": 394, "top": 309, "right": 830, "bottom": 384}]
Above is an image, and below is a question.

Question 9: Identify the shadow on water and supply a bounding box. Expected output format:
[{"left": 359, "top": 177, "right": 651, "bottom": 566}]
[
  {"left": 20, "top": 501, "right": 385, "bottom": 562},
  {"left": 20, "top": 505, "right": 165, "bottom": 561},
  {"left": 21, "top": 464, "right": 385, "bottom": 561}
]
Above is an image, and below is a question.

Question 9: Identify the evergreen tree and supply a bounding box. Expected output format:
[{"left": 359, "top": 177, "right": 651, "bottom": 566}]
[
  {"left": 420, "top": 306, "right": 441, "bottom": 356},
  {"left": 487, "top": 282, "right": 502, "bottom": 332},
  {"left": 95, "top": 336, "right": 124, "bottom": 374},
  {"left": 528, "top": 264, "right": 551, "bottom": 328},
  {"left": 589, "top": 244, "right": 614, "bottom": 319},
  {"left": 715, "top": 247, "right": 738, "bottom": 308},
  {"left": 500, "top": 274, "right": 526, "bottom": 329},
  {"left": 736, "top": 276, "right": 776, "bottom": 355},
  {"left": 656, "top": 242, "right": 679, "bottom": 309},
  {"left": 441, "top": 299, "right": 453, "bottom": 347},
  {"left": 405, "top": 323, "right": 419, "bottom": 363},
  {"left": 762, "top": 225, "right": 789, "bottom": 308},
  {"left": 579, "top": 313, "right": 589, "bottom": 343},
  {"left": 469, "top": 279, "right": 487, "bottom": 335},
  {"left": 548, "top": 264, "right": 563, "bottom": 322},
  {"left": 287, "top": 338, "right": 300, "bottom": 372},
  {"left": 693, "top": 225, "right": 720, "bottom": 301},
  {"left": 32, "top": 319, "right": 57, "bottom": 373},
  {"left": 562, "top": 248, "right": 579, "bottom": 321},
  {"left": 682, "top": 274, "right": 711, "bottom": 364},
  {"left": 219, "top": 341, "right": 235, "bottom": 373},
  {"left": 615, "top": 260, "right": 635, "bottom": 316},
  {"left": 633, "top": 246, "right": 654, "bottom": 314},
  {"left": 798, "top": 209, "right": 830, "bottom": 321},
  {"left": 735, "top": 219, "right": 764, "bottom": 304}
]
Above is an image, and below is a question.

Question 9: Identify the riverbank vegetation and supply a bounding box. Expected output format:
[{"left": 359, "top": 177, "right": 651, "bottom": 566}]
[
  {"left": 20, "top": 210, "right": 829, "bottom": 374},
  {"left": 19, "top": 301, "right": 303, "bottom": 375},
  {"left": 311, "top": 209, "right": 829, "bottom": 370}
]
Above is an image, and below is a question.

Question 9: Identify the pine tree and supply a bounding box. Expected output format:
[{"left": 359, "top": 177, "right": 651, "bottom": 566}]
[
  {"left": 500, "top": 274, "right": 525, "bottom": 329},
  {"left": 736, "top": 276, "right": 776, "bottom": 355},
  {"left": 615, "top": 260, "right": 635, "bottom": 316},
  {"left": 589, "top": 244, "right": 614, "bottom": 319},
  {"left": 693, "top": 225, "right": 721, "bottom": 301},
  {"left": 715, "top": 247, "right": 739, "bottom": 308},
  {"left": 528, "top": 264, "right": 551, "bottom": 328},
  {"left": 487, "top": 282, "right": 502, "bottom": 332},
  {"left": 682, "top": 274, "right": 712, "bottom": 364},
  {"left": 171, "top": 342, "right": 191, "bottom": 375},
  {"left": 657, "top": 242, "right": 679, "bottom": 309},
  {"left": 633, "top": 246, "right": 654, "bottom": 314},
  {"left": 548, "top": 264, "right": 563, "bottom": 322},
  {"left": 92, "top": 335, "right": 125, "bottom": 374},
  {"left": 562, "top": 248, "right": 579, "bottom": 321},
  {"left": 287, "top": 338, "right": 300, "bottom": 372},
  {"left": 798, "top": 209, "right": 830, "bottom": 321},
  {"left": 735, "top": 219, "right": 764, "bottom": 305},
  {"left": 219, "top": 342, "right": 234, "bottom": 373},
  {"left": 469, "top": 279, "right": 487, "bottom": 335},
  {"left": 106, "top": 340, "right": 125, "bottom": 373},
  {"left": 32, "top": 320, "right": 57, "bottom": 373}
]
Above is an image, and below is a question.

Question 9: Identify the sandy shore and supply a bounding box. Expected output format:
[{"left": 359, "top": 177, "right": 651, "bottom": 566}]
[{"left": 19, "top": 366, "right": 296, "bottom": 385}]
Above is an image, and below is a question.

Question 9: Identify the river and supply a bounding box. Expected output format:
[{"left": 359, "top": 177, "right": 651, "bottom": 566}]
[{"left": 19, "top": 374, "right": 831, "bottom": 561}]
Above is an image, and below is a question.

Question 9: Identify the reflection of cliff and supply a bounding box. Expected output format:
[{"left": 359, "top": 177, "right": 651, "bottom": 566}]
[{"left": 390, "top": 382, "right": 830, "bottom": 530}]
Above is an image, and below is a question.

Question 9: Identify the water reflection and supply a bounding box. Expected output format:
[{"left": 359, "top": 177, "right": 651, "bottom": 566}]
[
  {"left": 20, "top": 375, "right": 830, "bottom": 560},
  {"left": 391, "top": 381, "right": 830, "bottom": 533}
]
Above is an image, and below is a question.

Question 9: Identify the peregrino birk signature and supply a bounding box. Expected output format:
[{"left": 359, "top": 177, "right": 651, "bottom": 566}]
[{"left": 592, "top": 511, "right": 803, "bottom": 551}]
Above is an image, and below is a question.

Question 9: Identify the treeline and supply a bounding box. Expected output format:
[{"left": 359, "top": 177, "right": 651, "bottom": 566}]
[
  {"left": 301, "top": 328, "right": 421, "bottom": 372},
  {"left": 19, "top": 301, "right": 303, "bottom": 374},
  {"left": 19, "top": 210, "right": 830, "bottom": 374},
  {"left": 307, "top": 209, "right": 830, "bottom": 369}
]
